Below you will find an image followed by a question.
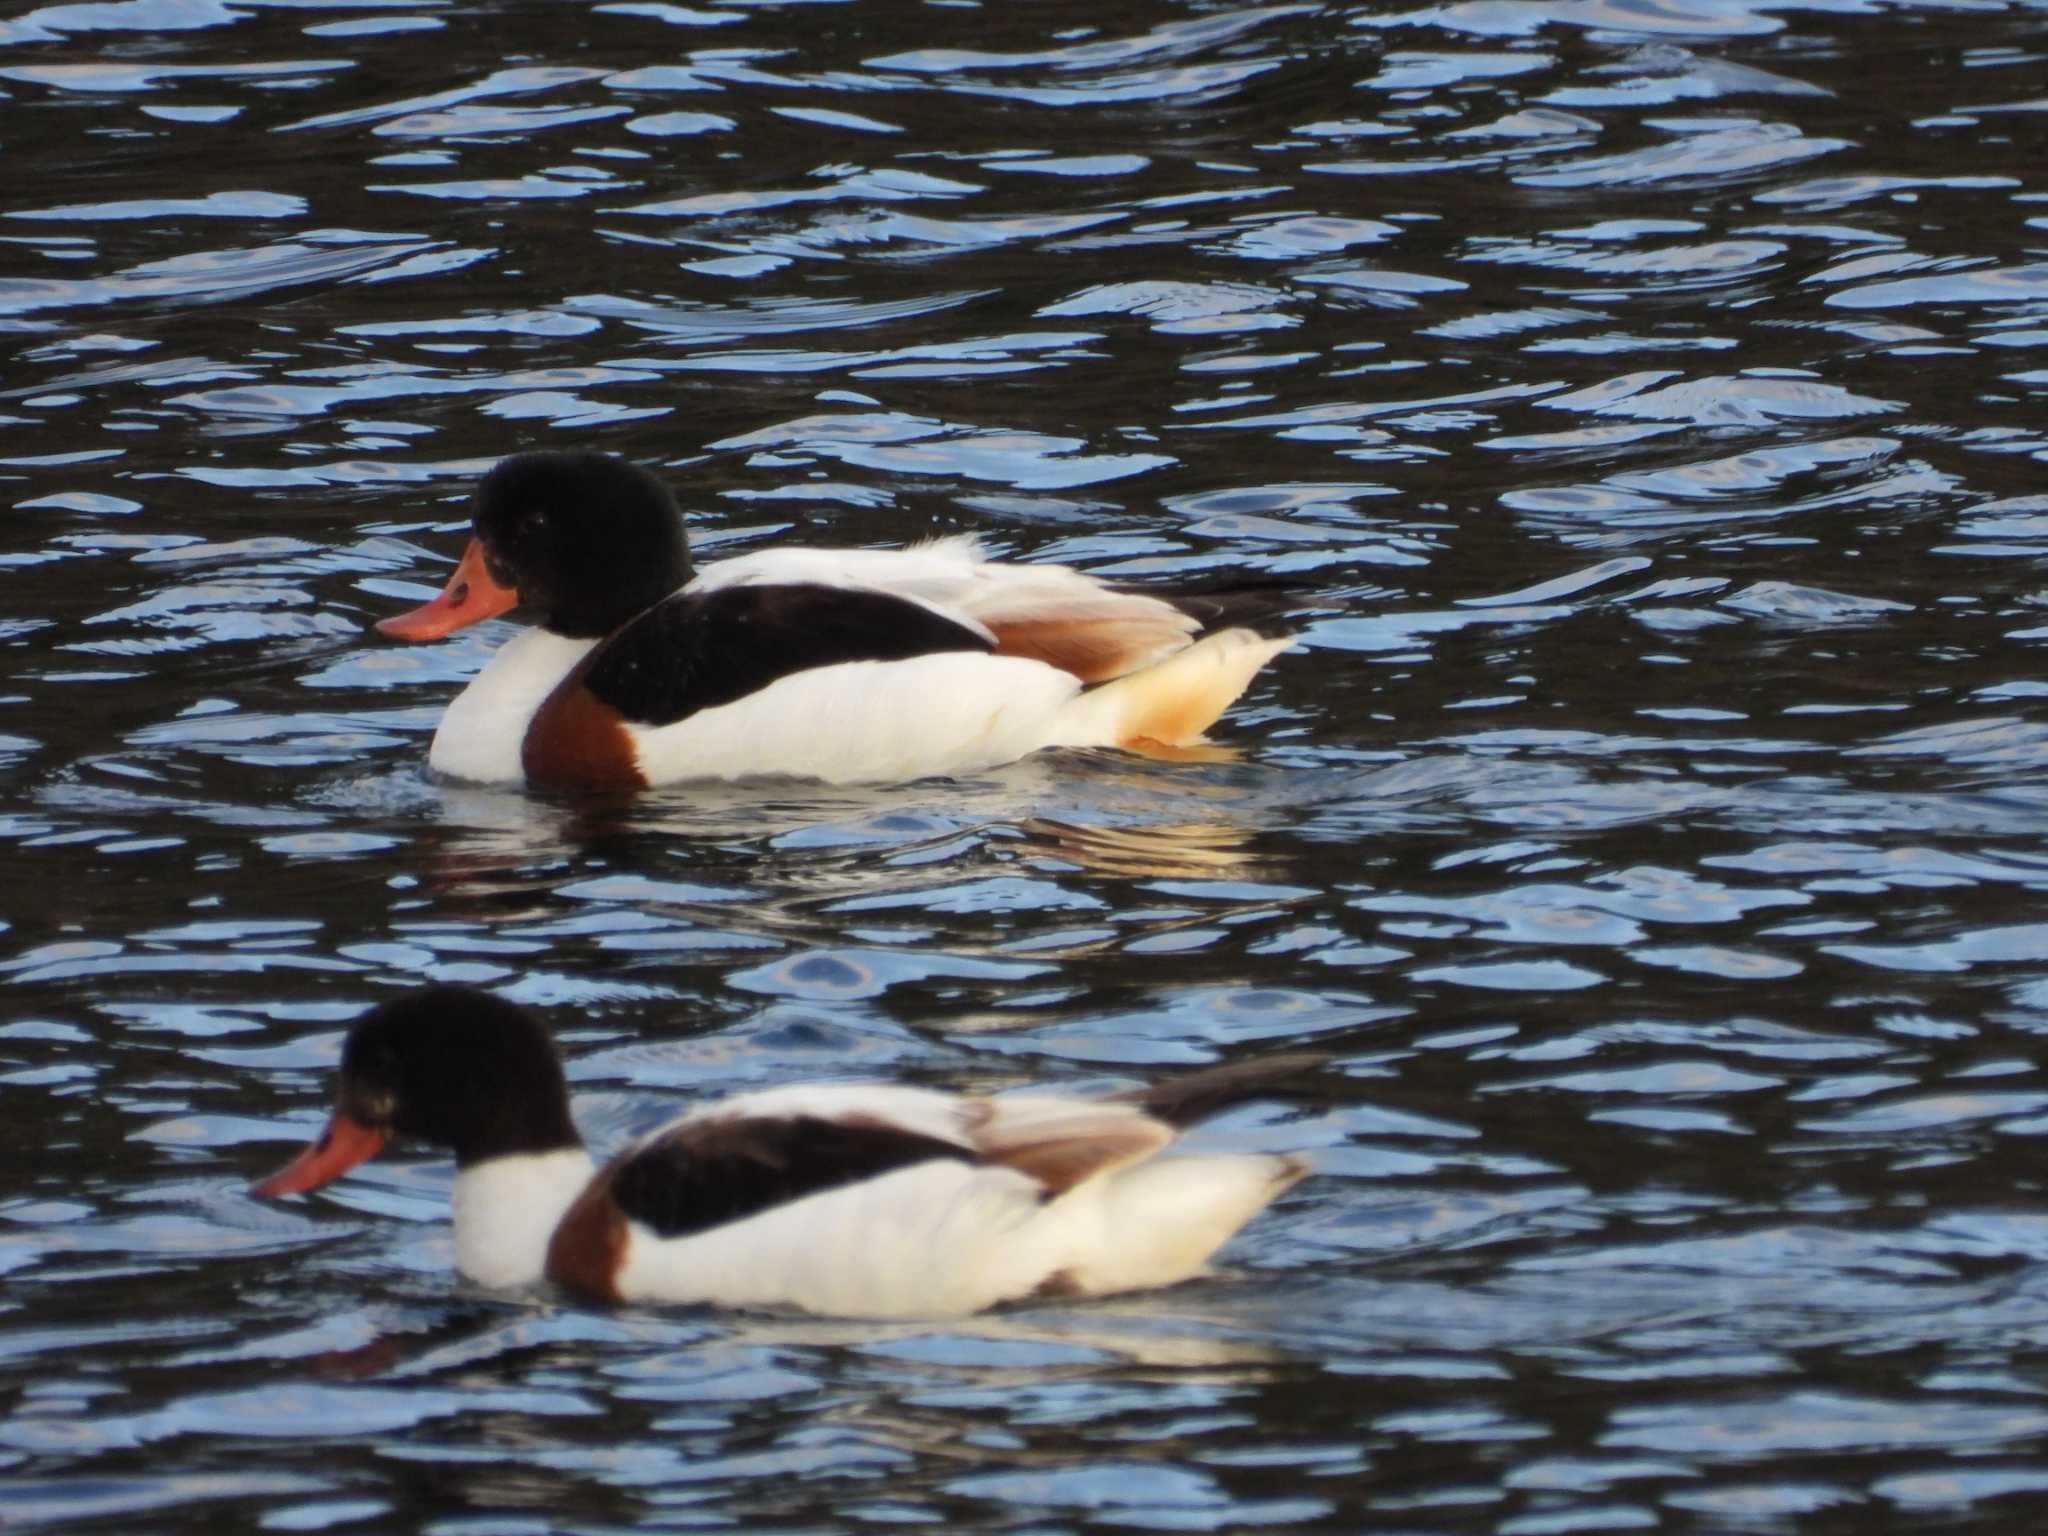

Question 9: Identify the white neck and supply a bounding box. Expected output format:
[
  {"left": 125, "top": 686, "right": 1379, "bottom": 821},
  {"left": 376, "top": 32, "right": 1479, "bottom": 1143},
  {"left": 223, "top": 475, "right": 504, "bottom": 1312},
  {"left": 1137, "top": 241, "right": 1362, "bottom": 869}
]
[
  {"left": 449, "top": 1148, "right": 596, "bottom": 1289},
  {"left": 428, "top": 628, "right": 598, "bottom": 784}
]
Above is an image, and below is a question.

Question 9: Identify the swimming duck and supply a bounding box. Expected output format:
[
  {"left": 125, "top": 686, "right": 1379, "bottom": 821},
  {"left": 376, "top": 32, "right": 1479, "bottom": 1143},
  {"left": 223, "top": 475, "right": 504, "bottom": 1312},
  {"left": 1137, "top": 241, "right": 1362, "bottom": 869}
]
[
  {"left": 377, "top": 451, "right": 1295, "bottom": 790},
  {"left": 251, "top": 986, "right": 1316, "bottom": 1319}
]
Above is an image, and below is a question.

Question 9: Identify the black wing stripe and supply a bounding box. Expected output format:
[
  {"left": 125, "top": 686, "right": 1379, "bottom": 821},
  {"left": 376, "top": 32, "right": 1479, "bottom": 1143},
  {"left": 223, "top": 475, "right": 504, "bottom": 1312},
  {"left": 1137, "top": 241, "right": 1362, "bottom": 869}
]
[
  {"left": 583, "top": 582, "right": 993, "bottom": 728},
  {"left": 609, "top": 1115, "right": 975, "bottom": 1240}
]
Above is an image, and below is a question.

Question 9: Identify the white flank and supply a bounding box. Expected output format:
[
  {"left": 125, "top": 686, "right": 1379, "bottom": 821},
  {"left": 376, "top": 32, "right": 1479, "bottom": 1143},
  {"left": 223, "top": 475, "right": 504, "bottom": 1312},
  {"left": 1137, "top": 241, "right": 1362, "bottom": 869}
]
[
  {"left": 451, "top": 1148, "right": 597, "bottom": 1288},
  {"left": 428, "top": 628, "right": 596, "bottom": 784},
  {"left": 614, "top": 1159, "right": 1054, "bottom": 1318},
  {"left": 626, "top": 651, "right": 1084, "bottom": 785},
  {"left": 610, "top": 1147, "right": 1307, "bottom": 1319}
]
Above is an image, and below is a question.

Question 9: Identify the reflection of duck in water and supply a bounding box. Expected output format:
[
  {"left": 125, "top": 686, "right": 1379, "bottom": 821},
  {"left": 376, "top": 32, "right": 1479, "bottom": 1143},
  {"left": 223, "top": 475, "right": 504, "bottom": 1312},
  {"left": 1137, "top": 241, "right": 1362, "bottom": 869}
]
[
  {"left": 390, "top": 751, "right": 1285, "bottom": 918},
  {"left": 1020, "top": 815, "right": 1266, "bottom": 878},
  {"left": 252, "top": 985, "right": 1318, "bottom": 1319},
  {"left": 379, "top": 451, "right": 1297, "bottom": 791}
]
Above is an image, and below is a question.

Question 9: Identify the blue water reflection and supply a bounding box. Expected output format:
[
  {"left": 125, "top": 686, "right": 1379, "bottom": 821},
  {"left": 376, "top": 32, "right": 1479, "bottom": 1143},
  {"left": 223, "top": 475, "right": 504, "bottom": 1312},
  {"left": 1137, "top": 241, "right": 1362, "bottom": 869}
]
[{"left": 5, "top": 0, "right": 2048, "bottom": 1529}]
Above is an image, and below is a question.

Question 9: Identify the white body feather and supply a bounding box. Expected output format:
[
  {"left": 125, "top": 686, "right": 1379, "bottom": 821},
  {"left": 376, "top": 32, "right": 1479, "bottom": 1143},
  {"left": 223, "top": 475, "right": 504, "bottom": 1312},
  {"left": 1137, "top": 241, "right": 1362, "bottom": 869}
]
[
  {"left": 631, "top": 653, "right": 1088, "bottom": 786},
  {"left": 609, "top": 1149, "right": 1304, "bottom": 1319},
  {"left": 439, "top": 1082, "right": 1306, "bottom": 1318},
  {"left": 420, "top": 545, "right": 1288, "bottom": 787},
  {"left": 451, "top": 1148, "right": 597, "bottom": 1288},
  {"left": 428, "top": 629, "right": 597, "bottom": 784}
]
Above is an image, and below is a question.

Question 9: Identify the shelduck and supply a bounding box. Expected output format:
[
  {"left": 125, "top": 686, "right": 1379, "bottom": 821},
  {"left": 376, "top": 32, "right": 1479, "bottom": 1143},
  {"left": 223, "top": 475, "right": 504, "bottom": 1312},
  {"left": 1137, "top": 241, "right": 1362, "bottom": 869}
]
[
  {"left": 251, "top": 986, "right": 1317, "bottom": 1319},
  {"left": 376, "top": 451, "right": 1297, "bottom": 790}
]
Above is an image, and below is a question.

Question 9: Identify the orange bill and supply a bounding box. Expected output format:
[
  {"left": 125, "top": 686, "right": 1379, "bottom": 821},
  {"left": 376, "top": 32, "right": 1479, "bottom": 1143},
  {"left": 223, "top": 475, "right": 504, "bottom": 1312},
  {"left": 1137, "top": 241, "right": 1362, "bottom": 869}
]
[
  {"left": 251, "top": 1112, "right": 389, "bottom": 1198},
  {"left": 376, "top": 537, "right": 518, "bottom": 641}
]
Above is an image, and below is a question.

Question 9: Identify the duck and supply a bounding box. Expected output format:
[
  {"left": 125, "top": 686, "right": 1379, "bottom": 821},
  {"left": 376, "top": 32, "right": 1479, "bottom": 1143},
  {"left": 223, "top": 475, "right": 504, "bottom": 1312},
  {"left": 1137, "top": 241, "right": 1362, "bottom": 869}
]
[
  {"left": 376, "top": 450, "right": 1298, "bottom": 791},
  {"left": 250, "top": 985, "right": 1317, "bottom": 1319}
]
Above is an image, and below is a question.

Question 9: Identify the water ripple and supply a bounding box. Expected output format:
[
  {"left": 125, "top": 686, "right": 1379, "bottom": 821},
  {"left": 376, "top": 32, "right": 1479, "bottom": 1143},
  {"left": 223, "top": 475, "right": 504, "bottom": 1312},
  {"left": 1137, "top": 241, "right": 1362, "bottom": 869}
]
[{"left": 4, "top": 1, "right": 2047, "bottom": 1531}]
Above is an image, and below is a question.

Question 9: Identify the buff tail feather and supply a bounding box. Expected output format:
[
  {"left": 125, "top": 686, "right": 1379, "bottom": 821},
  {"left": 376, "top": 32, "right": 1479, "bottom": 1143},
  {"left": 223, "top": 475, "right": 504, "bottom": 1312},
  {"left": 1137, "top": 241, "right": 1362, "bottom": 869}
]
[{"left": 1048, "top": 628, "right": 1292, "bottom": 750}]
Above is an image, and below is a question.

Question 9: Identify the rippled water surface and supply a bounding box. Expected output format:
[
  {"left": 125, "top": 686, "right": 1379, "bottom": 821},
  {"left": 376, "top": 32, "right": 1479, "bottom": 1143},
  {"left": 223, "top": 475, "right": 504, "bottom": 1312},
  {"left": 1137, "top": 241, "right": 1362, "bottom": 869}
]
[{"left": 5, "top": 0, "right": 2048, "bottom": 1530}]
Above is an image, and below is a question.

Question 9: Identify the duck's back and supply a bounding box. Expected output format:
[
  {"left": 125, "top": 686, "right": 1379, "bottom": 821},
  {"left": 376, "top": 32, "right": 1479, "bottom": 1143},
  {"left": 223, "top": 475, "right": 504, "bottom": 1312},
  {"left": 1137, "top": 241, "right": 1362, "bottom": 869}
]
[{"left": 692, "top": 538, "right": 1203, "bottom": 684}]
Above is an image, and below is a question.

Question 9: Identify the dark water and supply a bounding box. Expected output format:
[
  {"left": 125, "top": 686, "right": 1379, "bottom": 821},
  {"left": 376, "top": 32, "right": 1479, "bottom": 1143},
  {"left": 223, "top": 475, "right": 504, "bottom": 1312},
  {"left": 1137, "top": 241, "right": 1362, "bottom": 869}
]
[{"left": 5, "top": 0, "right": 2048, "bottom": 1529}]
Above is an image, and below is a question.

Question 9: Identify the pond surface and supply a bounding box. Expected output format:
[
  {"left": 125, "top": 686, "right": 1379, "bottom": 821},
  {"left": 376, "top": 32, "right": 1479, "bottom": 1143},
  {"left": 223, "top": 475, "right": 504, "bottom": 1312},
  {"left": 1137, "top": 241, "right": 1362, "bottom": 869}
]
[{"left": 4, "top": 0, "right": 2048, "bottom": 1530}]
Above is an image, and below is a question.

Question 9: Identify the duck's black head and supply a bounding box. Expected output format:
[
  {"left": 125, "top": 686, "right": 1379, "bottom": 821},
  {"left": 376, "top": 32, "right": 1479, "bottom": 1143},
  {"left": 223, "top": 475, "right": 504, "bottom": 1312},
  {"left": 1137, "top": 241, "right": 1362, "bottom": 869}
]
[
  {"left": 376, "top": 452, "right": 693, "bottom": 644},
  {"left": 470, "top": 452, "right": 694, "bottom": 638},
  {"left": 252, "top": 986, "right": 582, "bottom": 1197}
]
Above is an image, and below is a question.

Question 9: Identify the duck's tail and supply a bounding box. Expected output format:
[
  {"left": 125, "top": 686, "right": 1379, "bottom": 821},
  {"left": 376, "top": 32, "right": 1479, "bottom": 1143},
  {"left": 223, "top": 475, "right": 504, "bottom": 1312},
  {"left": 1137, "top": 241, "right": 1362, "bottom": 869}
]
[
  {"left": 1045, "top": 1151, "right": 1312, "bottom": 1299},
  {"left": 1116, "top": 1052, "right": 1330, "bottom": 1126},
  {"left": 1047, "top": 627, "right": 1293, "bottom": 750},
  {"left": 1128, "top": 572, "right": 1310, "bottom": 638}
]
